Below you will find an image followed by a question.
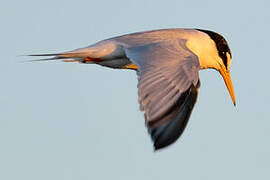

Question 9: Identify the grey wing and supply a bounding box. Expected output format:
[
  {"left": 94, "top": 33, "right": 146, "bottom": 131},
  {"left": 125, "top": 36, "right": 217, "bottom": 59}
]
[{"left": 123, "top": 39, "right": 200, "bottom": 150}]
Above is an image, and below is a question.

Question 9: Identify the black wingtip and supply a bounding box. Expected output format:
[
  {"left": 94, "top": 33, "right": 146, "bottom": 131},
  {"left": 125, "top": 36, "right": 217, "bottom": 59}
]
[
  {"left": 154, "top": 142, "right": 166, "bottom": 151},
  {"left": 149, "top": 84, "right": 199, "bottom": 150}
]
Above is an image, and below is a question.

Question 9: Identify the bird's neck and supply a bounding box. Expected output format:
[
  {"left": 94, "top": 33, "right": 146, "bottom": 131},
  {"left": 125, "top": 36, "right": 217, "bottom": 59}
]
[{"left": 185, "top": 32, "right": 221, "bottom": 70}]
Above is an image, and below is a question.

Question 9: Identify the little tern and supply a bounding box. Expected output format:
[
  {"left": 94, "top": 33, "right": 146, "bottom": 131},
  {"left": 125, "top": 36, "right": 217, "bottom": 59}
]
[{"left": 30, "top": 28, "right": 235, "bottom": 150}]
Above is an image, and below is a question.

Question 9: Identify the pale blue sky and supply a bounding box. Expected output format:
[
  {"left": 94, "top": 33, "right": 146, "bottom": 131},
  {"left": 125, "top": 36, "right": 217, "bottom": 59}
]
[{"left": 1, "top": 0, "right": 270, "bottom": 179}]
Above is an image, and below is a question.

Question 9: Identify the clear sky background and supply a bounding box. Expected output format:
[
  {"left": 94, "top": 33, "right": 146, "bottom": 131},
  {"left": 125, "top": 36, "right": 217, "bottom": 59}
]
[{"left": 1, "top": 0, "right": 270, "bottom": 179}]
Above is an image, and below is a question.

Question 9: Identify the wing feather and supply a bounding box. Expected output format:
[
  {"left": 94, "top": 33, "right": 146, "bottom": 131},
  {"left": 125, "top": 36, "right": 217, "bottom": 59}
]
[{"left": 114, "top": 37, "right": 200, "bottom": 149}]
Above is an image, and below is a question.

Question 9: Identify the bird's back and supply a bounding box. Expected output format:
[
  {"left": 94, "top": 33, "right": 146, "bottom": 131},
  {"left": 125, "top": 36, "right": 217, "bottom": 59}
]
[{"left": 108, "top": 28, "right": 200, "bottom": 47}]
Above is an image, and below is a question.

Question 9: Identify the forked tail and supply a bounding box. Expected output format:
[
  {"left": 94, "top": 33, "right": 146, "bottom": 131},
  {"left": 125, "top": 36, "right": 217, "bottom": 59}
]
[
  {"left": 27, "top": 44, "right": 107, "bottom": 63},
  {"left": 28, "top": 40, "right": 125, "bottom": 64},
  {"left": 28, "top": 52, "right": 93, "bottom": 63}
]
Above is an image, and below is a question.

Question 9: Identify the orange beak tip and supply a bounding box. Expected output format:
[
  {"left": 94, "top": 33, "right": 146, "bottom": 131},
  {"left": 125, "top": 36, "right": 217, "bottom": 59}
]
[{"left": 219, "top": 68, "right": 236, "bottom": 107}]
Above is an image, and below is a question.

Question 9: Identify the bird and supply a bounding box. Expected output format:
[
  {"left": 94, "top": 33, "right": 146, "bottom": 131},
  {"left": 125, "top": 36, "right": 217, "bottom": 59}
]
[{"left": 30, "top": 28, "right": 235, "bottom": 150}]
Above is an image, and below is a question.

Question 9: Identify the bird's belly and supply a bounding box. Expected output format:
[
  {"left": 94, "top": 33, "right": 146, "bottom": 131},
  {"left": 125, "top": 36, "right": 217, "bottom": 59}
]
[{"left": 97, "top": 58, "right": 133, "bottom": 69}]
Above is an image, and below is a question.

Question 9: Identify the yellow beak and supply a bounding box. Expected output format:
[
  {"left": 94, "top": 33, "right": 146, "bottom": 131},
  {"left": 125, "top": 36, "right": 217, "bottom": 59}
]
[{"left": 219, "top": 67, "right": 236, "bottom": 106}]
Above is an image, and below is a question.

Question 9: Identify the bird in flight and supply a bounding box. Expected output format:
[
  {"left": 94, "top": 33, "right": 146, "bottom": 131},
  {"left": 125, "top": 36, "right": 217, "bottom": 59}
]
[{"left": 30, "top": 28, "right": 235, "bottom": 150}]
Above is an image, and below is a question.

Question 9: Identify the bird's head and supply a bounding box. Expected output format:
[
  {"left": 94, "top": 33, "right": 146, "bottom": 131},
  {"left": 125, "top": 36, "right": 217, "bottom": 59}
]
[
  {"left": 202, "top": 29, "right": 235, "bottom": 106},
  {"left": 188, "top": 29, "right": 236, "bottom": 106}
]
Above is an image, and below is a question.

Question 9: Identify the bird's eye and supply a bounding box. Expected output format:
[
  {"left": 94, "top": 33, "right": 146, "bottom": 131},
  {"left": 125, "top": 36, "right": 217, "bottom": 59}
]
[{"left": 219, "top": 51, "right": 228, "bottom": 69}]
